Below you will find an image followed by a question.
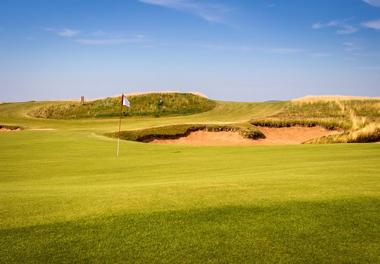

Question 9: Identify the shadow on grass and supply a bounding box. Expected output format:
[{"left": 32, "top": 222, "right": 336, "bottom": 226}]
[{"left": 1, "top": 197, "right": 379, "bottom": 263}]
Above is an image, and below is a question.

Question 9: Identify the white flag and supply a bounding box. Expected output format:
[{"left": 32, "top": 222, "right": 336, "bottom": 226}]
[{"left": 122, "top": 94, "right": 130, "bottom": 107}]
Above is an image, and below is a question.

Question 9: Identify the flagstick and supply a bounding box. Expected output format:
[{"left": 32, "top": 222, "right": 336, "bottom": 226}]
[{"left": 116, "top": 94, "right": 123, "bottom": 157}]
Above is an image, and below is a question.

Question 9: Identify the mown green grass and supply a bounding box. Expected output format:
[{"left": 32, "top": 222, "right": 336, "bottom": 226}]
[{"left": 0, "top": 100, "right": 379, "bottom": 263}]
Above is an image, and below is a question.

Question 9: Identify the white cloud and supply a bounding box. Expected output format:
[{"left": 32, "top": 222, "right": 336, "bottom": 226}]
[
  {"left": 76, "top": 35, "right": 145, "bottom": 45},
  {"left": 343, "top": 42, "right": 359, "bottom": 52},
  {"left": 269, "top": 48, "right": 304, "bottom": 54},
  {"left": 362, "top": 0, "right": 380, "bottom": 7},
  {"left": 311, "top": 52, "right": 332, "bottom": 57},
  {"left": 46, "top": 28, "right": 145, "bottom": 46},
  {"left": 336, "top": 24, "right": 358, "bottom": 34},
  {"left": 312, "top": 22, "right": 323, "bottom": 29},
  {"left": 58, "top": 29, "right": 80, "bottom": 37},
  {"left": 46, "top": 28, "right": 80, "bottom": 38},
  {"left": 138, "top": 0, "right": 231, "bottom": 23},
  {"left": 362, "top": 19, "right": 380, "bottom": 30},
  {"left": 312, "top": 19, "right": 358, "bottom": 34}
]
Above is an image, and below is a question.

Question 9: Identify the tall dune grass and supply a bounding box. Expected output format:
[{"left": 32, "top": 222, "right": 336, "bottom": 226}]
[{"left": 307, "top": 123, "right": 380, "bottom": 144}]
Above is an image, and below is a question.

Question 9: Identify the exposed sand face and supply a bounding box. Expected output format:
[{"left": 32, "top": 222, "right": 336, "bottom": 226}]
[
  {"left": 151, "top": 131, "right": 255, "bottom": 146},
  {"left": 151, "top": 126, "right": 339, "bottom": 146},
  {"left": 253, "top": 127, "right": 338, "bottom": 145}
]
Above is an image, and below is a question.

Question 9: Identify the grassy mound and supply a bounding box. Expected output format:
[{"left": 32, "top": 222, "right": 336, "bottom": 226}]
[
  {"left": 107, "top": 123, "right": 265, "bottom": 142},
  {"left": 29, "top": 93, "right": 216, "bottom": 119}
]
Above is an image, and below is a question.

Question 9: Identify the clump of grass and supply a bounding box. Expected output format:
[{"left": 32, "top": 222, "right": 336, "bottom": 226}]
[
  {"left": 127, "top": 93, "right": 216, "bottom": 117},
  {"left": 340, "top": 100, "right": 380, "bottom": 123},
  {"left": 307, "top": 123, "right": 380, "bottom": 144},
  {"left": 279, "top": 101, "right": 346, "bottom": 119},
  {"left": 29, "top": 93, "right": 216, "bottom": 119},
  {"left": 106, "top": 123, "right": 265, "bottom": 142},
  {"left": 250, "top": 118, "right": 349, "bottom": 130}
]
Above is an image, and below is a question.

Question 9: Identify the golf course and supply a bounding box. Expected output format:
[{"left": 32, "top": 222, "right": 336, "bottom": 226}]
[{"left": 0, "top": 93, "right": 379, "bottom": 263}]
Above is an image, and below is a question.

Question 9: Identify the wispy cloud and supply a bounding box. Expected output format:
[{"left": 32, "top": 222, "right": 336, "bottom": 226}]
[
  {"left": 311, "top": 52, "right": 332, "bottom": 57},
  {"left": 195, "top": 43, "right": 307, "bottom": 55},
  {"left": 362, "top": 0, "right": 380, "bottom": 7},
  {"left": 269, "top": 48, "right": 305, "bottom": 54},
  {"left": 343, "top": 42, "right": 360, "bottom": 52},
  {"left": 46, "top": 28, "right": 80, "bottom": 38},
  {"left": 46, "top": 28, "right": 146, "bottom": 46},
  {"left": 312, "top": 19, "right": 358, "bottom": 34},
  {"left": 76, "top": 35, "right": 145, "bottom": 45},
  {"left": 138, "top": 0, "right": 232, "bottom": 23},
  {"left": 362, "top": 19, "right": 380, "bottom": 30}
]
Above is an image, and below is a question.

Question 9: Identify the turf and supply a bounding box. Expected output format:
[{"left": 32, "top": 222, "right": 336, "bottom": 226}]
[{"left": 0, "top": 99, "right": 379, "bottom": 263}]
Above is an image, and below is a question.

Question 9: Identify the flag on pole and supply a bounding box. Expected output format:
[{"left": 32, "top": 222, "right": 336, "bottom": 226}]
[
  {"left": 121, "top": 94, "right": 130, "bottom": 107},
  {"left": 117, "top": 93, "right": 129, "bottom": 157}
]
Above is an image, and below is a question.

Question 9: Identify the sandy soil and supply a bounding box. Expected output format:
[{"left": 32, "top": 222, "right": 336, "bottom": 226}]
[{"left": 151, "top": 126, "right": 338, "bottom": 146}]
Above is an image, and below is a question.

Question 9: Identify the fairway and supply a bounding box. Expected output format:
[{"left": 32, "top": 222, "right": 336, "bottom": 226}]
[{"left": 1, "top": 99, "right": 380, "bottom": 263}]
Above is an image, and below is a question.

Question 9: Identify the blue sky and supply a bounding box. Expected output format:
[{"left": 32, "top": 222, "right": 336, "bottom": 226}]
[{"left": 0, "top": 0, "right": 379, "bottom": 102}]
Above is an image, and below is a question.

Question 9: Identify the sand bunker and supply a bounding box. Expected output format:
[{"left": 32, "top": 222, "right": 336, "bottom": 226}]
[
  {"left": 0, "top": 127, "right": 21, "bottom": 132},
  {"left": 151, "top": 126, "right": 338, "bottom": 145}
]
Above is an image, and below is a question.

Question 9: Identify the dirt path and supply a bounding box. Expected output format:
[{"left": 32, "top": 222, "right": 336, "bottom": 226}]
[{"left": 151, "top": 126, "right": 338, "bottom": 146}]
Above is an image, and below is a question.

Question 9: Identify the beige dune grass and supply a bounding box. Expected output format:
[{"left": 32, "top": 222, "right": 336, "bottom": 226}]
[{"left": 293, "top": 95, "right": 380, "bottom": 102}]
